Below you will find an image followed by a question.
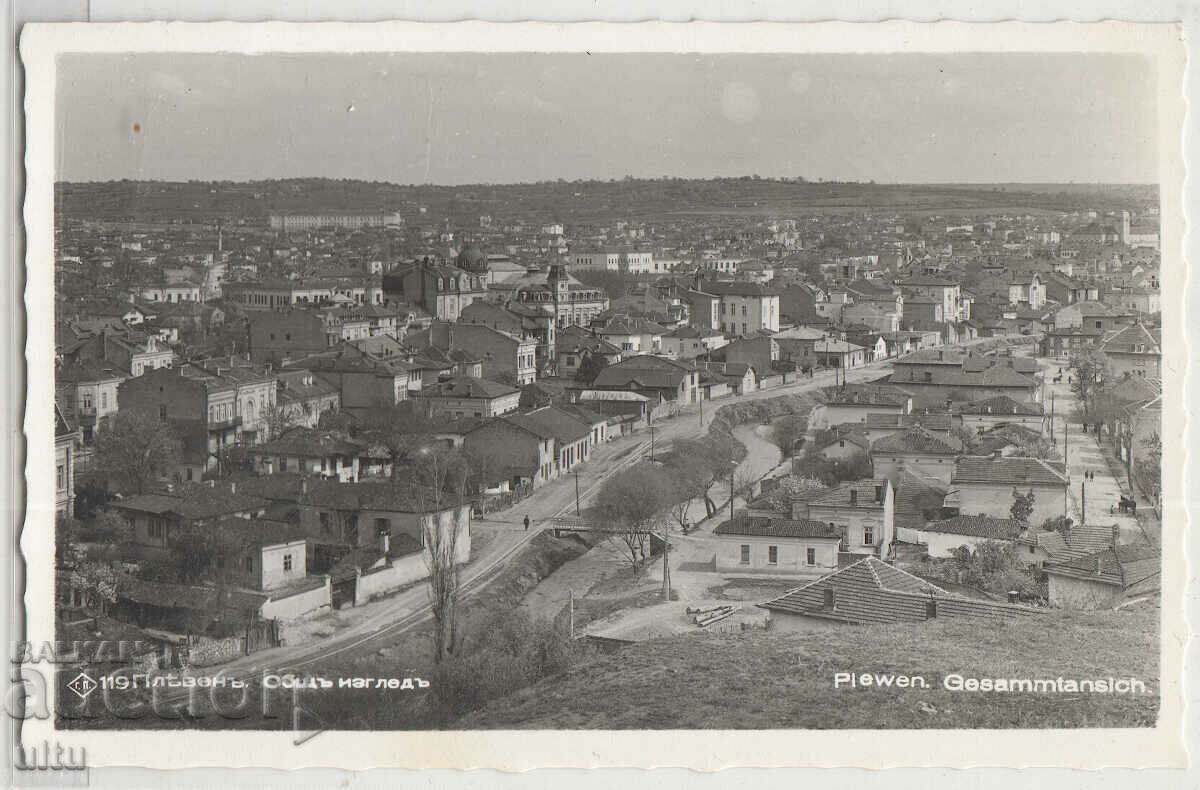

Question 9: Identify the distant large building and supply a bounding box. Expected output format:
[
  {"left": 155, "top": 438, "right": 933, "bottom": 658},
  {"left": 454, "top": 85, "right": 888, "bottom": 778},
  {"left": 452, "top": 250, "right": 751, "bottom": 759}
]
[
  {"left": 382, "top": 259, "right": 489, "bottom": 323},
  {"left": 489, "top": 263, "right": 608, "bottom": 329},
  {"left": 268, "top": 210, "right": 403, "bottom": 232},
  {"left": 704, "top": 281, "right": 781, "bottom": 335}
]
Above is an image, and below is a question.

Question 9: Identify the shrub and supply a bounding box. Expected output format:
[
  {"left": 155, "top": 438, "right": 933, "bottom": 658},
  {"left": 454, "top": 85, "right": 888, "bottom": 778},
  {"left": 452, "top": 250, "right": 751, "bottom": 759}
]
[{"left": 429, "top": 611, "right": 593, "bottom": 721}]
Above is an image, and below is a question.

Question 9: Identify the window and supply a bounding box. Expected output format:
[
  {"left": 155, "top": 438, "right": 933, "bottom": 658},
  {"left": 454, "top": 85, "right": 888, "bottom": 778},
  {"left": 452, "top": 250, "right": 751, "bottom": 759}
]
[
  {"left": 739, "top": 545, "right": 750, "bottom": 564},
  {"left": 806, "top": 548, "right": 816, "bottom": 565},
  {"left": 768, "top": 546, "right": 778, "bottom": 564},
  {"left": 863, "top": 527, "right": 874, "bottom": 545},
  {"left": 100, "top": 392, "right": 107, "bottom": 409},
  {"left": 823, "top": 588, "right": 835, "bottom": 609},
  {"left": 245, "top": 556, "right": 254, "bottom": 573},
  {"left": 82, "top": 393, "right": 93, "bottom": 410},
  {"left": 56, "top": 465, "right": 65, "bottom": 491},
  {"left": 279, "top": 457, "right": 288, "bottom": 472},
  {"left": 283, "top": 554, "right": 293, "bottom": 572},
  {"left": 319, "top": 512, "right": 330, "bottom": 533}
]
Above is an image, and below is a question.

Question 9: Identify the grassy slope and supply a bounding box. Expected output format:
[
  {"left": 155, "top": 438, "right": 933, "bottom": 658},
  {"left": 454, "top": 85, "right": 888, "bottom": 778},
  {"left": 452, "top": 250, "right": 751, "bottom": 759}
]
[{"left": 459, "top": 603, "right": 1160, "bottom": 730}]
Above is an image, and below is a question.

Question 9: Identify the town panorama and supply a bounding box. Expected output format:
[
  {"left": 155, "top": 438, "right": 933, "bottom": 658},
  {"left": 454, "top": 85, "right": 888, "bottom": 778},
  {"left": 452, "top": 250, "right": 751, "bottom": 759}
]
[{"left": 52, "top": 177, "right": 1162, "bottom": 730}]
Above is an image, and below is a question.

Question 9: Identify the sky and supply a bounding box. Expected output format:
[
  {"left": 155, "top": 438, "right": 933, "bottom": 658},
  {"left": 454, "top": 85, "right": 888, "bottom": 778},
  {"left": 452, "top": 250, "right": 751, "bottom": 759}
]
[{"left": 56, "top": 52, "right": 1158, "bottom": 185}]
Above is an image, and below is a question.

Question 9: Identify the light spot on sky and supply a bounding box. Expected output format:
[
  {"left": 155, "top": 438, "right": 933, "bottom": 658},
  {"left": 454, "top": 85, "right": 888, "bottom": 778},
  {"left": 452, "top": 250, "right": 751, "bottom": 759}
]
[
  {"left": 55, "top": 52, "right": 1159, "bottom": 184},
  {"left": 788, "top": 70, "right": 812, "bottom": 95},
  {"left": 720, "top": 81, "right": 760, "bottom": 125}
]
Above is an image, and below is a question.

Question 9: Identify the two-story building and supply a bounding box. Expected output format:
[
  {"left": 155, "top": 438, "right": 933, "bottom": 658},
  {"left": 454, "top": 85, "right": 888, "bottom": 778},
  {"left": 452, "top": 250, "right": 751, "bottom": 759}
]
[
  {"left": 55, "top": 403, "right": 79, "bottom": 518},
  {"left": 414, "top": 376, "right": 521, "bottom": 419},
  {"left": 869, "top": 425, "right": 964, "bottom": 486},
  {"left": 1100, "top": 322, "right": 1161, "bottom": 380},
  {"left": 590, "top": 355, "right": 700, "bottom": 406},
  {"left": 707, "top": 281, "right": 781, "bottom": 336},
  {"left": 55, "top": 360, "right": 126, "bottom": 443},
  {"left": 246, "top": 428, "right": 366, "bottom": 482},
  {"left": 948, "top": 455, "right": 1069, "bottom": 525},
  {"left": 799, "top": 479, "right": 896, "bottom": 560}
]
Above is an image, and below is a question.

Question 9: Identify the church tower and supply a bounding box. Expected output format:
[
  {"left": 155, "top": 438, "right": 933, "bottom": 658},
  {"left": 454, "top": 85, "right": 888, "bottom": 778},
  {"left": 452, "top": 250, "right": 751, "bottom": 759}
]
[{"left": 548, "top": 260, "right": 570, "bottom": 327}]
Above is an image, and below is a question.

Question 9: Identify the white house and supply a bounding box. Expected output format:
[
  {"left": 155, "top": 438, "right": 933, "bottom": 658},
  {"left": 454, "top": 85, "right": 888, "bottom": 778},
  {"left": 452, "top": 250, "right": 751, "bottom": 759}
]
[
  {"left": 895, "top": 515, "right": 1024, "bottom": 558},
  {"left": 869, "top": 425, "right": 963, "bottom": 486},
  {"left": 800, "top": 479, "right": 895, "bottom": 559},
  {"left": 948, "top": 455, "right": 1069, "bottom": 525},
  {"left": 712, "top": 516, "right": 842, "bottom": 574}
]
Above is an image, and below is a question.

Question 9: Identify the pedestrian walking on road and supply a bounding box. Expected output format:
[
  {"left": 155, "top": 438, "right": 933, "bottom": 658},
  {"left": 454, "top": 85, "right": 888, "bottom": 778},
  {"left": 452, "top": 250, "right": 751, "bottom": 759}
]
[{"left": 523, "top": 515, "right": 531, "bottom": 531}]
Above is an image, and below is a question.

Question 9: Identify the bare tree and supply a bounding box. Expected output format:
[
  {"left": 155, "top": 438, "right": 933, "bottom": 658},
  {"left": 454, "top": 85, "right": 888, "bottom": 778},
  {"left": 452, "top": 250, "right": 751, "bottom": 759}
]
[
  {"left": 411, "top": 446, "right": 473, "bottom": 663},
  {"left": 1068, "top": 349, "right": 1109, "bottom": 413},
  {"left": 591, "top": 462, "right": 673, "bottom": 578}
]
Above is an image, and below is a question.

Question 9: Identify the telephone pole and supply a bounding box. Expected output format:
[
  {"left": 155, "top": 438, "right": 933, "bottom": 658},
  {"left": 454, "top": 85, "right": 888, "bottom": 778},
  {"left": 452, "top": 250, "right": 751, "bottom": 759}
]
[
  {"left": 729, "top": 464, "right": 735, "bottom": 522},
  {"left": 1081, "top": 479, "right": 1086, "bottom": 525},
  {"left": 574, "top": 468, "right": 581, "bottom": 516}
]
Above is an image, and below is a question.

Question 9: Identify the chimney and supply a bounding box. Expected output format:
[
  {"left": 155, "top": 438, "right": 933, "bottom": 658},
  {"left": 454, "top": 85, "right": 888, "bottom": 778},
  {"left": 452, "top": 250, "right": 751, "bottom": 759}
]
[
  {"left": 849, "top": 489, "right": 858, "bottom": 506},
  {"left": 1006, "top": 590, "right": 1019, "bottom": 604},
  {"left": 993, "top": 449, "right": 1002, "bottom": 460},
  {"left": 1112, "top": 524, "right": 1120, "bottom": 548}
]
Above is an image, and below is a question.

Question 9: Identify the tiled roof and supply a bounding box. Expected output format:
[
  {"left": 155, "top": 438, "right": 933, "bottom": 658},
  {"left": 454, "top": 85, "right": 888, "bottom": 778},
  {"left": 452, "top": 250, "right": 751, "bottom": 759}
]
[
  {"left": 233, "top": 474, "right": 455, "bottom": 515},
  {"left": 704, "top": 281, "right": 780, "bottom": 297},
  {"left": 823, "top": 384, "right": 910, "bottom": 407},
  {"left": 56, "top": 359, "right": 127, "bottom": 384},
  {"left": 417, "top": 376, "right": 519, "bottom": 400},
  {"left": 809, "top": 480, "right": 890, "bottom": 509},
  {"left": 713, "top": 516, "right": 841, "bottom": 539},
  {"left": 922, "top": 515, "right": 1023, "bottom": 539},
  {"left": 870, "top": 425, "right": 963, "bottom": 456},
  {"left": 119, "top": 579, "right": 267, "bottom": 612},
  {"left": 1100, "top": 322, "right": 1161, "bottom": 356},
  {"left": 1065, "top": 522, "right": 1121, "bottom": 557},
  {"left": 249, "top": 428, "right": 364, "bottom": 458},
  {"left": 892, "top": 471, "right": 949, "bottom": 530},
  {"left": 954, "top": 396, "right": 1044, "bottom": 416},
  {"left": 952, "top": 456, "right": 1068, "bottom": 487},
  {"left": 505, "top": 406, "right": 592, "bottom": 443},
  {"left": 865, "top": 412, "right": 953, "bottom": 432},
  {"left": 759, "top": 557, "right": 1038, "bottom": 624},
  {"left": 1043, "top": 543, "right": 1160, "bottom": 589}
]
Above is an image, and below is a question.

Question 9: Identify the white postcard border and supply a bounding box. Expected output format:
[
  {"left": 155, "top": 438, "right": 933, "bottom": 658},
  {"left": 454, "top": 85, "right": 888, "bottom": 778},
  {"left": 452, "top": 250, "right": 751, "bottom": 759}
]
[{"left": 19, "top": 20, "right": 1188, "bottom": 770}]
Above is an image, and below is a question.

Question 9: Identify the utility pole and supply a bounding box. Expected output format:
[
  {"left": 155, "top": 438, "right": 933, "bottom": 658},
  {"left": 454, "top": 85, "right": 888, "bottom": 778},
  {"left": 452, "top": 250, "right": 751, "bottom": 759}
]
[
  {"left": 1081, "top": 479, "right": 1086, "bottom": 525},
  {"left": 649, "top": 426, "right": 656, "bottom": 461},
  {"left": 574, "top": 468, "right": 581, "bottom": 516},
  {"left": 729, "top": 464, "right": 735, "bottom": 522},
  {"left": 568, "top": 589, "right": 574, "bottom": 638},
  {"left": 661, "top": 531, "right": 671, "bottom": 601},
  {"left": 1064, "top": 418, "right": 1069, "bottom": 468}
]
